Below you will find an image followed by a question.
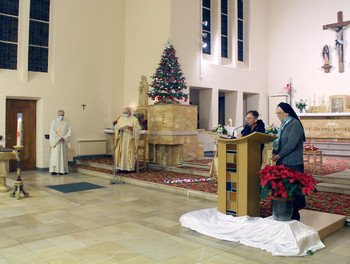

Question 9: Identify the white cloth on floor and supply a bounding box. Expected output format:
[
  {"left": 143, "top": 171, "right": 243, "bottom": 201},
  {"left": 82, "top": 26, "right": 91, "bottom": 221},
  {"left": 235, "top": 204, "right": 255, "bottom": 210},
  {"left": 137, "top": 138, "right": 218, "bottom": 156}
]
[{"left": 179, "top": 208, "right": 325, "bottom": 256}]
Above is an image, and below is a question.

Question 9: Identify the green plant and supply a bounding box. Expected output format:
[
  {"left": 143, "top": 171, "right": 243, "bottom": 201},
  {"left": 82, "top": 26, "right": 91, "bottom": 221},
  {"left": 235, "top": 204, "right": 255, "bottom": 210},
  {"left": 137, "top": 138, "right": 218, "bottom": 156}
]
[
  {"left": 266, "top": 124, "right": 279, "bottom": 136},
  {"left": 212, "top": 124, "right": 228, "bottom": 135},
  {"left": 295, "top": 99, "right": 307, "bottom": 111}
]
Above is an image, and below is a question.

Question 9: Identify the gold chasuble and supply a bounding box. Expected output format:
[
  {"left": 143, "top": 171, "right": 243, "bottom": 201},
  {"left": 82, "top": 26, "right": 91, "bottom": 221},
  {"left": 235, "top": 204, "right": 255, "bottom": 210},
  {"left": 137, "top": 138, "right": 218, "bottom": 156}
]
[{"left": 115, "top": 115, "right": 141, "bottom": 171}]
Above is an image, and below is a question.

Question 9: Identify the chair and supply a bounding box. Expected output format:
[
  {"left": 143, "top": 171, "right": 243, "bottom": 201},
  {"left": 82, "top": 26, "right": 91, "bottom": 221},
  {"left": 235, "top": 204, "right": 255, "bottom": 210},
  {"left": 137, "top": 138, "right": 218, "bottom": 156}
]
[
  {"left": 136, "top": 133, "right": 147, "bottom": 173},
  {"left": 304, "top": 149, "right": 323, "bottom": 173}
]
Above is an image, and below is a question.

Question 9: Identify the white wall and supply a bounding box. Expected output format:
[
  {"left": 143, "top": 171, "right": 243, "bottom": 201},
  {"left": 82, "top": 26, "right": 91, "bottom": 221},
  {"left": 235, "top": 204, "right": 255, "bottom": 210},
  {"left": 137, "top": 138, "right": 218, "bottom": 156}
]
[
  {"left": 268, "top": 0, "right": 350, "bottom": 117},
  {"left": 170, "top": 0, "right": 270, "bottom": 127},
  {"left": 123, "top": 0, "right": 171, "bottom": 111},
  {"left": 0, "top": 0, "right": 125, "bottom": 168}
]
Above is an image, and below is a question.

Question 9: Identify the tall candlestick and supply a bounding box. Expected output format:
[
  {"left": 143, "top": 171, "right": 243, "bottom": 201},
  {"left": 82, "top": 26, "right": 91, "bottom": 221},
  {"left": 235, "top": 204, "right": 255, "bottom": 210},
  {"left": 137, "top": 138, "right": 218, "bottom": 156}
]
[{"left": 16, "top": 113, "right": 23, "bottom": 146}]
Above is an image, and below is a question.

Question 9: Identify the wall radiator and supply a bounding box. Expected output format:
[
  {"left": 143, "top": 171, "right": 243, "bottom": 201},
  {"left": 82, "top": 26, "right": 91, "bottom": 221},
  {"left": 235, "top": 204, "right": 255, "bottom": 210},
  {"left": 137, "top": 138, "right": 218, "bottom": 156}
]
[{"left": 77, "top": 139, "right": 107, "bottom": 156}]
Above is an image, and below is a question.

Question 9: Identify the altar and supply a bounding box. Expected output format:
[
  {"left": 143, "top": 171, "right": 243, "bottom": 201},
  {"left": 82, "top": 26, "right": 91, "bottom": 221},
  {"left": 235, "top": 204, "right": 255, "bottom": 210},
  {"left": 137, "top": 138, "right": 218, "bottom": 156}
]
[{"left": 299, "top": 112, "right": 350, "bottom": 141}]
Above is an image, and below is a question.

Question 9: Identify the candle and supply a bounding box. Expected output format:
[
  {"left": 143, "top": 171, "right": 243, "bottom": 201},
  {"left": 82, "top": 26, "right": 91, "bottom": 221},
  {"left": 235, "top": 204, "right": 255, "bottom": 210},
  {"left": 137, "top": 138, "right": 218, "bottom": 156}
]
[{"left": 16, "top": 114, "right": 23, "bottom": 146}]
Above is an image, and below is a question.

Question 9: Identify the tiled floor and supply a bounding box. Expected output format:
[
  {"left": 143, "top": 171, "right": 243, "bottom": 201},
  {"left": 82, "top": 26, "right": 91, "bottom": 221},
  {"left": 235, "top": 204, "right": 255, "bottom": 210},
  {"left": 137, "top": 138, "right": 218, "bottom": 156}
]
[{"left": 0, "top": 171, "right": 349, "bottom": 264}]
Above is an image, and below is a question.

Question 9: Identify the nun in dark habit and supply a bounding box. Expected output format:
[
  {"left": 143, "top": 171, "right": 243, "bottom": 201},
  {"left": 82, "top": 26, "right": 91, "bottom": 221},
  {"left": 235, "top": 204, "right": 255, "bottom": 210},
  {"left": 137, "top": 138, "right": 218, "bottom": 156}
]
[{"left": 272, "top": 102, "right": 306, "bottom": 221}]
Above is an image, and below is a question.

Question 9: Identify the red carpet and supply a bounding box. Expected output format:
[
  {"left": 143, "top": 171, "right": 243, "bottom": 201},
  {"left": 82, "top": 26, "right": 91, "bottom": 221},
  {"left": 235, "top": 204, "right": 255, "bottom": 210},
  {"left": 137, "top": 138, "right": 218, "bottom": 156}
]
[
  {"left": 71, "top": 157, "right": 350, "bottom": 217},
  {"left": 260, "top": 192, "right": 350, "bottom": 218}
]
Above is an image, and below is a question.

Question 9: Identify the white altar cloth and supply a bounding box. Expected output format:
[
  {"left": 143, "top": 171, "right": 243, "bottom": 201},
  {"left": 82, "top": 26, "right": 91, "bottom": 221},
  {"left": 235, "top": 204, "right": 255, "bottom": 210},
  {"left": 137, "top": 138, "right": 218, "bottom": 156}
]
[{"left": 179, "top": 208, "right": 325, "bottom": 256}]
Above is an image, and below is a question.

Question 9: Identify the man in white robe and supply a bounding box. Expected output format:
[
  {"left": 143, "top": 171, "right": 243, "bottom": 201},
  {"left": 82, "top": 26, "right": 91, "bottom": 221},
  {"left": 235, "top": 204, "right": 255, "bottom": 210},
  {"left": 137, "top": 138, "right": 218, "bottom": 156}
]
[
  {"left": 115, "top": 107, "right": 141, "bottom": 172},
  {"left": 49, "top": 110, "right": 71, "bottom": 175}
]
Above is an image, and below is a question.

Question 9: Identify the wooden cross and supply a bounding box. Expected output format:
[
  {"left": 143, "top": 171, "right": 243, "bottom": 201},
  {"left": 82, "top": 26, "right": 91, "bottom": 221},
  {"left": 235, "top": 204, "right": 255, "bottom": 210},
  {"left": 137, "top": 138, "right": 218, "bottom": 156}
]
[
  {"left": 81, "top": 104, "right": 86, "bottom": 110},
  {"left": 323, "top": 11, "right": 350, "bottom": 72}
]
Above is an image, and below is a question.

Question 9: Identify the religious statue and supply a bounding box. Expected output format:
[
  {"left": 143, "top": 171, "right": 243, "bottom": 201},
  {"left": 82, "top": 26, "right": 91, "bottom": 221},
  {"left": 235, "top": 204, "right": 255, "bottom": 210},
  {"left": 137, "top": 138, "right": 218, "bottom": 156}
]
[
  {"left": 326, "top": 26, "right": 349, "bottom": 62},
  {"left": 322, "top": 45, "right": 330, "bottom": 65},
  {"left": 138, "top": 75, "right": 149, "bottom": 107},
  {"left": 321, "top": 45, "right": 332, "bottom": 73},
  {"left": 323, "top": 11, "right": 350, "bottom": 72}
]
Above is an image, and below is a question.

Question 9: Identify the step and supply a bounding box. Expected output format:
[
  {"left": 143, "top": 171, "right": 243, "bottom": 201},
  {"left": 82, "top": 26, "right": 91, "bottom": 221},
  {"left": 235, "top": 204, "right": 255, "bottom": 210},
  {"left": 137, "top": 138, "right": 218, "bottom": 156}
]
[
  {"left": 182, "top": 161, "right": 211, "bottom": 169},
  {"left": 316, "top": 182, "right": 350, "bottom": 195},
  {"left": 314, "top": 174, "right": 350, "bottom": 185},
  {"left": 307, "top": 142, "right": 350, "bottom": 157},
  {"left": 147, "top": 163, "right": 209, "bottom": 177},
  {"left": 76, "top": 159, "right": 113, "bottom": 170}
]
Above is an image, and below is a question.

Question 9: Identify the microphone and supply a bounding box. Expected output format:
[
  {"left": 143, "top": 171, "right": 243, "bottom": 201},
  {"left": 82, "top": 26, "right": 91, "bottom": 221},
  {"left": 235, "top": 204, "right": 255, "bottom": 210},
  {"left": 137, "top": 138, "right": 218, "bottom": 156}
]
[
  {"left": 233, "top": 125, "right": 244, "bottom": 131},
  {"left": 229, "top": 125, "right": 244, "bottom": 139}
]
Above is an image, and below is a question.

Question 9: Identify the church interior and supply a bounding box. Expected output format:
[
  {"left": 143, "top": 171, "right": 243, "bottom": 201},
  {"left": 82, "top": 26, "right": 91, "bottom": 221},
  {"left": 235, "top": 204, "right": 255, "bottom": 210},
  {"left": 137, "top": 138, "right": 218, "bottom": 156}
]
[{"left": 1, "top": 0, "right": 350, "bottom": 262}]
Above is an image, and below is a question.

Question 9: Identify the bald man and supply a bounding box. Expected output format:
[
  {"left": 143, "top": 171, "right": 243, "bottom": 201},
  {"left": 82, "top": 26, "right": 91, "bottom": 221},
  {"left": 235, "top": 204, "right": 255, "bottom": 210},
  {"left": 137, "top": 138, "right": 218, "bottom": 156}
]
[{"left": 114, "top": 107, "right": 141, "bottom": 172}]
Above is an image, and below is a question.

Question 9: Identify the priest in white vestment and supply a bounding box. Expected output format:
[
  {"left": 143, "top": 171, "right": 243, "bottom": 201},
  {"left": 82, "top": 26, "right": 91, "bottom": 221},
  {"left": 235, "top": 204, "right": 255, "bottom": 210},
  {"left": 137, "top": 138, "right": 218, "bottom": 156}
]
[
  {"left": 115, "top": 107, "right": 141, "bottom": 172},
  {"left": 49, "top": 110, "right": 71, "bottom": 175}
]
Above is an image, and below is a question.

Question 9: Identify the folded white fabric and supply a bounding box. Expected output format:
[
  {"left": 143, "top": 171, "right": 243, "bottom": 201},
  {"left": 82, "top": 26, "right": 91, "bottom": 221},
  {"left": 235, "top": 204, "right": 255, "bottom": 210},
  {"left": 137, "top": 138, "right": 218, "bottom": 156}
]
[{"left": 179, "top": 208, "right": 325, "bottom": 256}]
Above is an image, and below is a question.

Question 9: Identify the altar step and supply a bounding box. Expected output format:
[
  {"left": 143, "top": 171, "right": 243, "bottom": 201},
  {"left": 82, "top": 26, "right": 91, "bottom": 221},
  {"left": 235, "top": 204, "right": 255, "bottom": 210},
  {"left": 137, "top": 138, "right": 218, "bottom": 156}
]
[
  {"left": 75, "top": 159, "right": 112, "bottom": 171},
  {"left": 72, "top": 158, "right": 211, "bottom": 177},
  {"left": 147, "top": 161, "right": 210, "bottom": 177},
  {"left": 314, "top": 169, "right": 350, "bottom": 195},
  {"left": 309, "top": 141, "right": 350, "bottom": 158}
]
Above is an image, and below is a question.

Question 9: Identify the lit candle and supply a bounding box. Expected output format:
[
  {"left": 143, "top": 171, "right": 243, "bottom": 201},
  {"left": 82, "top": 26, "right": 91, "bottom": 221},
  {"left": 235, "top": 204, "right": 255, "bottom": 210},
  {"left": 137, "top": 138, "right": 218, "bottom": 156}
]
[{"left": 16, "top": 114, "right": 23, "bottom": 146}]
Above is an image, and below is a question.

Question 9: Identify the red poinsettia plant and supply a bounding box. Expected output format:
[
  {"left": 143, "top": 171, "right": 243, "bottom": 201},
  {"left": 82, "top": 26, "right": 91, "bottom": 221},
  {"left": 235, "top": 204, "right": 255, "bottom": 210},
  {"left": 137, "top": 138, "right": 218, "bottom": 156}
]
[{"left": 258, "top": 164, "right": 318, "bottom": 200}]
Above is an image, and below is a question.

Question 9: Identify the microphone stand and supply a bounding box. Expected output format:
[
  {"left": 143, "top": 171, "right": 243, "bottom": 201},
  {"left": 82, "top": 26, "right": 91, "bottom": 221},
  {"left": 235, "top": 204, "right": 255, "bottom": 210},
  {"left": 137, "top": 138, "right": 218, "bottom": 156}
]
[{"left": 110, "top": 124, "right": 125, "bottom": 184}]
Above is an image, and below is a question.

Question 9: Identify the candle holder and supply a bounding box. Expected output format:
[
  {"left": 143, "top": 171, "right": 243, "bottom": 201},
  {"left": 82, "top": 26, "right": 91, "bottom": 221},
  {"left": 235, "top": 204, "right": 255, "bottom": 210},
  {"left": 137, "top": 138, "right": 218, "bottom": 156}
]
[{"left": 10, "top": 146, "right": 29, "bottom": 199}]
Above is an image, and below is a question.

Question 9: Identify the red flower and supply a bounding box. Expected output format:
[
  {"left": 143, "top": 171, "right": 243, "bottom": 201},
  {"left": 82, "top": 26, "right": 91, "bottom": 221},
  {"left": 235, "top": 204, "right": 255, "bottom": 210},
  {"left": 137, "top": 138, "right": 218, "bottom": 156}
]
[{"left": 258, "top": 164, "right": 318, "bottom": 200}]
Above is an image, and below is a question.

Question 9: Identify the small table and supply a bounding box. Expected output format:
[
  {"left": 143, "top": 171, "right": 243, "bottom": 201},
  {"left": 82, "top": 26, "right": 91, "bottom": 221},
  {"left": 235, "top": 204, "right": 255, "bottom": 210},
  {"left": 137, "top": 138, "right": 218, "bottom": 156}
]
[
  {"left": 0, "top": 150, "right": 16, "bottom": 192},
  {"left": 304, "top": 150, "right": 323, "bottom": 173}
]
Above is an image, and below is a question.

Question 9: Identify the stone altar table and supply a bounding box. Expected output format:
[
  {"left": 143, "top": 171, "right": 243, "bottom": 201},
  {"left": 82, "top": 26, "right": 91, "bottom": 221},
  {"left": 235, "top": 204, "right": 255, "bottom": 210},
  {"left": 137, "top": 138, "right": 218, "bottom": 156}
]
[
  {"left": 299, "top": 112, "right": 350, "bottom": 141},
  {"left": 147, "top": 104, "right": 203, "bottom": 166}
]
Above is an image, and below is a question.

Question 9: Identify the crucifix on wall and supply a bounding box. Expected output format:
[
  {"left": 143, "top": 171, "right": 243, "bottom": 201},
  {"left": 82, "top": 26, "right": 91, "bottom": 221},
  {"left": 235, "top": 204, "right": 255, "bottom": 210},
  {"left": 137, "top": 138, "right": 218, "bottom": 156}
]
[{"left": 323, "top": 11, "right": 350, "bottom": 73}]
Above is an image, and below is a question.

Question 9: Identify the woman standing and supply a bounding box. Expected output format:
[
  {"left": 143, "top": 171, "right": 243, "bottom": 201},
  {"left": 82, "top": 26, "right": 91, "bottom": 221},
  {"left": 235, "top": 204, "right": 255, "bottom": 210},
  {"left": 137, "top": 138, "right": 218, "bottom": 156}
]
[{"left": 272, "top": 102, "right": 306, "bottom": 220}]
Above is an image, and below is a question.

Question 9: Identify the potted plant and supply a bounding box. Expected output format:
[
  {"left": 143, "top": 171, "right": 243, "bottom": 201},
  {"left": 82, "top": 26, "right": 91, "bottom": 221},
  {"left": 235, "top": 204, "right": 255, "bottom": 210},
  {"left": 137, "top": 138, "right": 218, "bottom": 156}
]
[
  {"left": 265, "top": 124, "right": 279, "bottom": 136},
  {"left": 258, "top": 164, "right": 318, "bottom": 221},
  {"left": 295, "top": 99, "right": 307, "bottom": 113},
  {"left": 212, "top": 124, "right": 228, "bottom": 135}
]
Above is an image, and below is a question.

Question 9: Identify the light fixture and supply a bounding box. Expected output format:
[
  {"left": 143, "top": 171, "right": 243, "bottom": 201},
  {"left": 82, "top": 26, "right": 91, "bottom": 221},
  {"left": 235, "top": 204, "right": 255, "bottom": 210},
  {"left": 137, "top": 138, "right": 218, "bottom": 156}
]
[
  {"left": 202, "top": 21, "right": 208, "bottom": 26},
  {"left": 202, "top": 42, "right": 207, "bottom": 48},
  {"left": 202, "top": 32, "right": 207, "bottom": 38}
]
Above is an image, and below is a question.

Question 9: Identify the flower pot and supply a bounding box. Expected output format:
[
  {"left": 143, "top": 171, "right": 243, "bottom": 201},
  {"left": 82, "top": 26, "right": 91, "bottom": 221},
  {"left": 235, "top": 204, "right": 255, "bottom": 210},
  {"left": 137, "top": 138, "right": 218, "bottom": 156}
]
[{"left": 271, "top": 197, "right": 294, "bottom": 221}]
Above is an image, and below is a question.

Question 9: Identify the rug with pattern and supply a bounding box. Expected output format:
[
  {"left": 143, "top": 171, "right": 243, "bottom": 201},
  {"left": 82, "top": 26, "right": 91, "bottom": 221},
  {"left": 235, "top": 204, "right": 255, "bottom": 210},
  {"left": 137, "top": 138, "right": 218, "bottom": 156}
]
[{"left": 70, "top": 157, "right": 350, "bottom": 217}]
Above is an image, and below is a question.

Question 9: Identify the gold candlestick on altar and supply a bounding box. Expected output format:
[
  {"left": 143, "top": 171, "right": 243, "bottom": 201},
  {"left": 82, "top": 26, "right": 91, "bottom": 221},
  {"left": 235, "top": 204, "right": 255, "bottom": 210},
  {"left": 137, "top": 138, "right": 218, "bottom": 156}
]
[{"left": 10, "top": 146, "right": 29, "bottom": 199}]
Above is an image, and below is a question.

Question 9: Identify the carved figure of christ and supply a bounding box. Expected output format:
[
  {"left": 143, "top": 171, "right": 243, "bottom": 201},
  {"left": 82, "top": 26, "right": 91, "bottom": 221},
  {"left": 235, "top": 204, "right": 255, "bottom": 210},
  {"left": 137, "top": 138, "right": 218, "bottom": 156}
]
[{"left": 323, "top": 11, "right": 350, "bottom": 72}]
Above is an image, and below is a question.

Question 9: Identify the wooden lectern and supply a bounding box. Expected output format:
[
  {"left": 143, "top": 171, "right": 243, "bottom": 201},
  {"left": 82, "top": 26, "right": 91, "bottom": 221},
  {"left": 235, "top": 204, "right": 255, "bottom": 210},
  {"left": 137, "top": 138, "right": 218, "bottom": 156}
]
[{"left": 215, "top": 132, "right": 276, "bottom": 217}]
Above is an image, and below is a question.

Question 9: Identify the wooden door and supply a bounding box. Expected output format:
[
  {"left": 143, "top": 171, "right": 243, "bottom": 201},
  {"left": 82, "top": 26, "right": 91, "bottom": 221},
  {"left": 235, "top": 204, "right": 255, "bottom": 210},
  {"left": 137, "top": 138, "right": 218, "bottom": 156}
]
[{"left": 6, "top": 99, "right": 36, "bottom": 171}]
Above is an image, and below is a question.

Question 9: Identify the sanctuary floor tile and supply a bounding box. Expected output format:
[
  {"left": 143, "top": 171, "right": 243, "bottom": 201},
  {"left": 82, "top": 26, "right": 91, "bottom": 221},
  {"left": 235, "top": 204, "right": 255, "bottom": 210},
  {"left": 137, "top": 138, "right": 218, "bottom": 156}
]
[{"left": 0, "top": 171, "right": 348, "bottom": 263}]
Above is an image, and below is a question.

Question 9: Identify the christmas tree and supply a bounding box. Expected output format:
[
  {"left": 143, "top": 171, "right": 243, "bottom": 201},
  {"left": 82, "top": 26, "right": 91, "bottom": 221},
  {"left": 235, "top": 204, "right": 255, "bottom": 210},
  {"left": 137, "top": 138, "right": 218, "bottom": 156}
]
[{"left": 148, "top": 44, "right": 188, "bottom": 104}]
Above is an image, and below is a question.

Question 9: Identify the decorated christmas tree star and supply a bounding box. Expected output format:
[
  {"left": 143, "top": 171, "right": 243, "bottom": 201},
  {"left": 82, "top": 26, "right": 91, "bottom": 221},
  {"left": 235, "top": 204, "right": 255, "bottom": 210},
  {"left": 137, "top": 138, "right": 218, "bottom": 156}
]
[{"left": 148, "top": 44, "right": 189, "bottom": 104}]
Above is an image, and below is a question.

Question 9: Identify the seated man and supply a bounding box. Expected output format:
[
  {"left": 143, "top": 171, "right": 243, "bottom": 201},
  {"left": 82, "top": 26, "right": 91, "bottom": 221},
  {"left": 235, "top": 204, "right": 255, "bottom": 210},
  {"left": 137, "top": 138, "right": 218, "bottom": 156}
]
[{"left": 114, "top": 107, "right": 141, "bottom": 173}]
